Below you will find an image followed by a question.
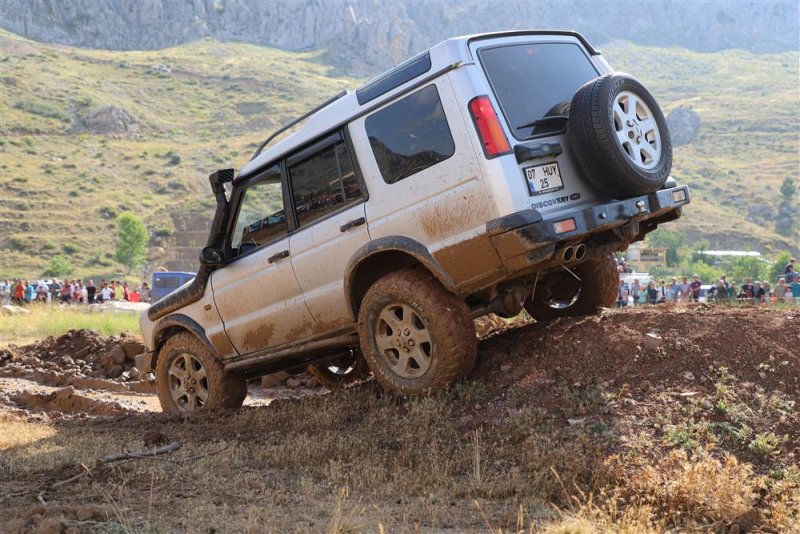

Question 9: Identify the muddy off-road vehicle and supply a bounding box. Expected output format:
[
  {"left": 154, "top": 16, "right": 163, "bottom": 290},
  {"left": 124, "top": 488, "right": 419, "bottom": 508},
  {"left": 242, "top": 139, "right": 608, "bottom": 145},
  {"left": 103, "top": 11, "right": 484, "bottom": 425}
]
[{"left": 137, "top": 30, "right": 690, "bottom": 412}]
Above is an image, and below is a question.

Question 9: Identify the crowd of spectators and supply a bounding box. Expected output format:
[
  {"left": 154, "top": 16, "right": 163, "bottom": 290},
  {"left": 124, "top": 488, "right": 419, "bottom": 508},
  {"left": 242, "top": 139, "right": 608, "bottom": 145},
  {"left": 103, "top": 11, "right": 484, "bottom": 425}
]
[
  {"left": 616, "top": 258, "right": 800, "bottom": 306},
  {"left": 0, "top": 278, "right": 152, "bottom": 306}
]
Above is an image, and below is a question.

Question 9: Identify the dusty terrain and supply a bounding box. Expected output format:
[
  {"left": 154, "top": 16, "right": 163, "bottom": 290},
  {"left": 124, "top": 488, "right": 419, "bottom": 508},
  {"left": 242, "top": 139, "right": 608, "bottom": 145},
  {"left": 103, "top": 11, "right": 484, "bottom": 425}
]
[{"left": 1, "top": 306, "right": 798, "bottom": 532}]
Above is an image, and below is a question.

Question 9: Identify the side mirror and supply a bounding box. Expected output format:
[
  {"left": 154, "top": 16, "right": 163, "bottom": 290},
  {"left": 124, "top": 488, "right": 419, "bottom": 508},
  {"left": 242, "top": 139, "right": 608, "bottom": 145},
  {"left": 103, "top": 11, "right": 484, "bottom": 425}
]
[{"left": 200, "top": 246, "right": 224, "bottom": 267}]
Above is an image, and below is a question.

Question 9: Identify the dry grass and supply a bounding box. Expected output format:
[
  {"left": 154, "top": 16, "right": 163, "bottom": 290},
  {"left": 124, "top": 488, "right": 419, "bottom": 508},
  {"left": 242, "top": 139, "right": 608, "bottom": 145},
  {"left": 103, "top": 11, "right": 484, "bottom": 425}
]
[{"left": 2, "top": 375, "right": 797, "bottom": 532}]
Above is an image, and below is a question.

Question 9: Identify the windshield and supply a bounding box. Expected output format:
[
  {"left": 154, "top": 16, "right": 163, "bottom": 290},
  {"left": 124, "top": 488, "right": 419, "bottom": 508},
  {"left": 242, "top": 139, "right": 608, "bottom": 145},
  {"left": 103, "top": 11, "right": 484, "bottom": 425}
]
[{"left": 478, "top": 42, "right": 599, "bottom": 140}]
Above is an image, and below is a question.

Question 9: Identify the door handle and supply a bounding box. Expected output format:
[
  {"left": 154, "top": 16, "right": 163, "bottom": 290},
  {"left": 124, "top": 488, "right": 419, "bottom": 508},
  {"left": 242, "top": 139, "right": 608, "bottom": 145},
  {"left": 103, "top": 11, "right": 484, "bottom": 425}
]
[
  {"left": 339, "top": 217, "right": 366, "bottom": 233},
  {"left": 267, "top": 250, "right": 290, "bottom": 264}
]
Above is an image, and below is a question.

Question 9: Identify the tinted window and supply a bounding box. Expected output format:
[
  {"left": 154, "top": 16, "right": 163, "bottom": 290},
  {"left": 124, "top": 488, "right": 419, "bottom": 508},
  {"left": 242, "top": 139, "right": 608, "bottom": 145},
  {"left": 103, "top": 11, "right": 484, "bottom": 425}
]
[
  {"left": 230, "top": 166, "right": 287, "bottom": 255},
  {"left": 289, "top": 138, "right": 362, "bottom": 227},
  {"left": 153, "top": 276, "right": 185, "bottom": 289},
  {"left": 478, "top": 43, "right": 598, "bottom": 140},
  {"left": 356, "top": 51, "right": 431, "bottom": 105},
  {"left": 366, "top": 85, "right": 455, "bottom": 184}
]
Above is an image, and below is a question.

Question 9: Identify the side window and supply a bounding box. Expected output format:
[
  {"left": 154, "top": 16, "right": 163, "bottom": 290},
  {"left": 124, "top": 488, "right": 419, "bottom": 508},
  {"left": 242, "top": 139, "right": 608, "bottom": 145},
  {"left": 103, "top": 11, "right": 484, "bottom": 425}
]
[
  {"left": 365, "top": 84, "right": 455, "bottom": 184},
  {"left": 229, "top": 166, "right": 287, "bottom": 256},
  {"left": 288, "top": 135, "right": 362, "bottom": 227}
]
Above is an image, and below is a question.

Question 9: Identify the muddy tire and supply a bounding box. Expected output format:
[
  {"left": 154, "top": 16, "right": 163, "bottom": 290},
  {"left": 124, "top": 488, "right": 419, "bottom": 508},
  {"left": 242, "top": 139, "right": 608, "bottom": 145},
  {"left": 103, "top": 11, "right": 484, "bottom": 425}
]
[
  {"left": 155, "top": 332, "right": 246, "bottom": 413},
  {"left": 357, "top": 269, "right": 476, "bottom": 395},
  {"left": 308, "top": 350, "right": 370, "bottom": 391},
  {"left": 524, "top": 256, "right": 619, "bottom": 321}
]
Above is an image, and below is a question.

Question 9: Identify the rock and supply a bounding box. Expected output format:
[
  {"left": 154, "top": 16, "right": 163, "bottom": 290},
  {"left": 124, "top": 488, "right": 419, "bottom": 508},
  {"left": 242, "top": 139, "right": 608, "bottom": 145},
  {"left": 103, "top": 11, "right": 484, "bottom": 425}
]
[
  {"left": 285, "top": 377, "right": 302, "bottom": 389},
  {"left": 121, "top": 340, "right": 145, "bottom": 361},
  {"left": 104, "top": 346, "right": 126, "bottom": 366},
  {"left": 148, "top": 246, "right": 166, "bottom": 260},
  {"left": 74, "top": 505, "right": 96, "bottom": 521},
  {"left": 34, "top": 518, "right": 64, "bottom": 534},
  {"left": 261, "top": 371, "right": 290, "bottom": 388},
  {"left": 106, "top": 364, "right": 124, "bottom": 379},
  {"left": 666, "top": 106, "right": 701, "bottom": 145},
  {"left": 142, "top": 430, "right": 169, "bottom": 447},
  {"left": 55, "top": 385, "right": 74, "bottom": 400},
  {"left": 643, "top": 332, "right": 663, "bottom": 350},
  {"left": 80, "top": 105, "right": 138, "bottom": 134},
  {"left": 2, "top": 304, "right": 29, "bottom": 315},
  {"left": 1, "top": 1, "right": 796, "bottom": 74}
]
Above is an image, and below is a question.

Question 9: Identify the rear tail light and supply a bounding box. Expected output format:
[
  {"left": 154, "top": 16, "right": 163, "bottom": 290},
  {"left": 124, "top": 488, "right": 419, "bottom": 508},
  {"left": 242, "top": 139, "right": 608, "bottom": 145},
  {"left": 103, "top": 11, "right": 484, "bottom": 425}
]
[{"left": 468, "top": 96, "right": 511, "bottom": 158}]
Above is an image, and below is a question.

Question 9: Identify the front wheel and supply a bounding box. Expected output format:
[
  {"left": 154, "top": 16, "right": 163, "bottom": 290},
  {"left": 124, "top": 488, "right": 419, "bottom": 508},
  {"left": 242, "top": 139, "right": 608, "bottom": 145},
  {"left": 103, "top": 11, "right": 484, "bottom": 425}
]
[
  {"left": 524, "top": 256, "right": 619, "bottom": 321},
  {"left": 357, "top": 269, "right": 476, "bottom": 395},
  {"left": 155, "top": 332, "right": 247, "bottom": 413}
]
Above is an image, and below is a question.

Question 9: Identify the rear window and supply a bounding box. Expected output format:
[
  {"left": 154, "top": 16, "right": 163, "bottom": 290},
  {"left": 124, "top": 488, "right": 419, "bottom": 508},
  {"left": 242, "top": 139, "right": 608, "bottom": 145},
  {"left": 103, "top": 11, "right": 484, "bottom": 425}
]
[{"left": 478, "top": 43, "right": 598, "bottom": 140}]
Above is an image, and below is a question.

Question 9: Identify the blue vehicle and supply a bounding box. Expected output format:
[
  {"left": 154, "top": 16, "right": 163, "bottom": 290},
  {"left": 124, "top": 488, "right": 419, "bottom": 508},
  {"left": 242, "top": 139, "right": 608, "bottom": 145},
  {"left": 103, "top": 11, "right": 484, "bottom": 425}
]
[{"left": 151, "top": 271, "right": 195, "bottom": 302}]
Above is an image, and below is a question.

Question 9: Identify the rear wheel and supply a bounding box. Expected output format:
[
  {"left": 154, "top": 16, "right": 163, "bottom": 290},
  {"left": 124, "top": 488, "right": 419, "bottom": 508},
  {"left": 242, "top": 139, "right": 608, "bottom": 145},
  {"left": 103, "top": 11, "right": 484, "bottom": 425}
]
[
  {"left": 155, "top": 332, "right": 246, "bottom": 413},
  {"left": 524, "top": 256, "right": 619, "bottom": 321},
  {"left": 357, "top": 269, "right": 476, "bottom": 395},
  {"left": 308, "top": 349, "right": 370, "bottom": 391}
]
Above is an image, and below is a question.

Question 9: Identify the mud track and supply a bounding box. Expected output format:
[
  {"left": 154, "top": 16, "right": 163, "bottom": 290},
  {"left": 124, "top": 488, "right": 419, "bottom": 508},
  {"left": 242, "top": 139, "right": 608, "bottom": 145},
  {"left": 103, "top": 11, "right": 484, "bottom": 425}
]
[{"left": 1, "top": 306, "right": 798, "bottom": 532}]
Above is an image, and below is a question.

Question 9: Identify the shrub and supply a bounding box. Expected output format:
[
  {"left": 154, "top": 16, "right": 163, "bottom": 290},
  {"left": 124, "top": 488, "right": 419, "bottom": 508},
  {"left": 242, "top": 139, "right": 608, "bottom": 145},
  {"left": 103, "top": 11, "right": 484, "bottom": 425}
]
[
  {"left": 13, "top": 100, "right": 70, "bottom": 122},
  {"left": 43, "top": 254, "right": 73, "bottom": 277}
]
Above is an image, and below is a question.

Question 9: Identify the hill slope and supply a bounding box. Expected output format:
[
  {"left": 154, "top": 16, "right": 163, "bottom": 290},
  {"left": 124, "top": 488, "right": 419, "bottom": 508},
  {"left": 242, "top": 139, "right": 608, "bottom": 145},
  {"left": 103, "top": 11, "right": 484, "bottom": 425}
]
[{"left": 0, "top": 32, "right": 797, "bottom": 278}]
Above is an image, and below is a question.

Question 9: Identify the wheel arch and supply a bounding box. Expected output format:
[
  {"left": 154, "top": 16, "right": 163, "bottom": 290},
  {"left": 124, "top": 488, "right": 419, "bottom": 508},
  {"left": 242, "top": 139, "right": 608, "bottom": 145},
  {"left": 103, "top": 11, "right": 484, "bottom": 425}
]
[
  {"left": 152, "top": 314, "right": 217, "bottom": 365},
  {"left": 344, "top": 236, "right": 456, "bottom": 318}
]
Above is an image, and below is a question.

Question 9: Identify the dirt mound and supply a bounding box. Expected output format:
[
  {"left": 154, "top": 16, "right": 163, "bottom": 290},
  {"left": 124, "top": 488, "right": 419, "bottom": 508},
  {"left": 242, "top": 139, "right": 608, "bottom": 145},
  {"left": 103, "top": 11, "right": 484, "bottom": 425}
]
[
  {"left": 11, "top": 386, "right": 130, "bottom": 417},
  {"left": 1, "top": 328, "right": 148, "bottom": 383},
  {"left": 473, "top": 305, "right": 799, "bottom": 451},
  {"left": 475, "top": 306, "right": 798, "bottom": 398}
]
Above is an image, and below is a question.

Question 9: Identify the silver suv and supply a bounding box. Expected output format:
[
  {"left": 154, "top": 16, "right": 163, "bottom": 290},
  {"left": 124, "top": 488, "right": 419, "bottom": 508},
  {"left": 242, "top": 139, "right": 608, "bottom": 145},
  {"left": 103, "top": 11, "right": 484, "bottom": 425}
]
[{"left": 137, "top": 30, "right": 690, "bottom": 412}]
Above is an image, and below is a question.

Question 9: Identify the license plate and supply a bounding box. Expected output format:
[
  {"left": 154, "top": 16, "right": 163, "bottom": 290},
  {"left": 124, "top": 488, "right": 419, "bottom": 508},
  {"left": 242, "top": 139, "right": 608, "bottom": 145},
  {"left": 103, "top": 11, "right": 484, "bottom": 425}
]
[{"left": 524, "top": 162, "right": 564, "bottom": 196}]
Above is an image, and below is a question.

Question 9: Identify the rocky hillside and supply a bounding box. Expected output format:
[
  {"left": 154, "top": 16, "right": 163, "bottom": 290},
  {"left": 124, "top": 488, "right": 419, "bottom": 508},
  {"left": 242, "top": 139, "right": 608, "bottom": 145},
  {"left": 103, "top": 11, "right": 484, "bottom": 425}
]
[
  {"left": 0, "top": 0, "right": 797, "bottom": 73},
  {"left": 0, "top": 30, "right": 797, "bottom": 279}
]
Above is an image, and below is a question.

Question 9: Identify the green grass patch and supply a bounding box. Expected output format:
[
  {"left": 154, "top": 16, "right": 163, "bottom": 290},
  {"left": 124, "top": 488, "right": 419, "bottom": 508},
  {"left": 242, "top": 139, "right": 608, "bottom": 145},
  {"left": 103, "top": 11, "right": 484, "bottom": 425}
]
[
  {"left": 0, "top": 305, "right": 140, "bottom": 345},
  {"left": 13, "top": 99, "right": 70, "bottom": 122}
]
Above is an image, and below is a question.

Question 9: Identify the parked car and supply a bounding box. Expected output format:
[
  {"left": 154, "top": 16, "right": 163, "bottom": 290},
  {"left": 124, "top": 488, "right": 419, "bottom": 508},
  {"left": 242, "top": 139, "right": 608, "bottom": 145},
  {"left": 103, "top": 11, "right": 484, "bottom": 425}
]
[
  {"left": 136, "top": 30, "right": 690, "bottom": 412},
  {"left": 150, "top": 271, "right": 196, "bottom": 303}
]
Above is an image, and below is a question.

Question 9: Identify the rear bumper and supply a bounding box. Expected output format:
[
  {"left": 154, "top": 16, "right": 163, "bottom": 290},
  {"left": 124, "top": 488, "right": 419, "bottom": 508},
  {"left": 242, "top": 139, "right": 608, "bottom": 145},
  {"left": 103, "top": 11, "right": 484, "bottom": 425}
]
[{"left": 487, "top": 185, "right": 690, "bottom": 269}]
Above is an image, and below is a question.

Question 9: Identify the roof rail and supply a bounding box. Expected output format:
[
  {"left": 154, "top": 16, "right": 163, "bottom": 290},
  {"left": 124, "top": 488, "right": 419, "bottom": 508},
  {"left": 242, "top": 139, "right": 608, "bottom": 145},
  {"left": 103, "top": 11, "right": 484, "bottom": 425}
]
[{"left": 249, "top": 90, "right": 348, "bottom": 162}]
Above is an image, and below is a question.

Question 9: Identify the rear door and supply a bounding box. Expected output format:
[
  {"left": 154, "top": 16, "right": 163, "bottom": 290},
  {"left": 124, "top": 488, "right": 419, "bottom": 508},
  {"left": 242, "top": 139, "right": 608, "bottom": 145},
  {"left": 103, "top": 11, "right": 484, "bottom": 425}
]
[
  {"left": 288, "top": 130, "right": 370, "bottom": 333},
  {"left": 211, "top": 164, "right": 319, "bottom": 355},
  {"left": 474, "top": 37, "right": 603, "bottom": 213}
]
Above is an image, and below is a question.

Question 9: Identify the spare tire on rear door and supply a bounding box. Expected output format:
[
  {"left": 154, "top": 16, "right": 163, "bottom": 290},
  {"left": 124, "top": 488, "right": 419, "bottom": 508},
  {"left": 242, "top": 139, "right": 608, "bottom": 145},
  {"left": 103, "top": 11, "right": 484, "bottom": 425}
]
[{"left": 568, "top": 74, "right": 672, "bottom": 199}]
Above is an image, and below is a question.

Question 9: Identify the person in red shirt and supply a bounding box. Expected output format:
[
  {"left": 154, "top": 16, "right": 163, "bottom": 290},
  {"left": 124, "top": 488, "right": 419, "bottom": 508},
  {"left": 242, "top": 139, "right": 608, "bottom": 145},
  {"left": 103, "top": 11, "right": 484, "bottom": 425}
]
[{"left": 13, "top": 279, "right": 25, "bottom": 305}]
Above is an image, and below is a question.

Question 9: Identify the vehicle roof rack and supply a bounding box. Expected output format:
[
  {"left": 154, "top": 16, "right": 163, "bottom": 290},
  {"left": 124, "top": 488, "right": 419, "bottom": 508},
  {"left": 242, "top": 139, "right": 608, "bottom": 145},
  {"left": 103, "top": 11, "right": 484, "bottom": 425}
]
[{"left": 249, "top": 90, "right": 348, "bottom": 162}]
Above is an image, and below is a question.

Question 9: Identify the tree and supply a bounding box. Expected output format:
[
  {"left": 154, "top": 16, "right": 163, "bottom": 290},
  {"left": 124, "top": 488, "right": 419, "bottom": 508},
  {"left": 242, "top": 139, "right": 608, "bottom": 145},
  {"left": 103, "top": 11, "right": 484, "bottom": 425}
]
[
  {"left": 115, "top": 213, "right": 148, "bottom": 274},
  {"left": 683, "top": 261, "right": 723, "bottom": 284},
  {"left": 725, "top": 256, "right": 768, "bottom": 284},
  {"left": 767, "top": 251, "right": 793, "bottom": 285},
  {"left": 775, "top": 176, "right": 797, "bottom": 236},
  {"left": 43, "top": 254, "right": 73, "bottom": 277}
]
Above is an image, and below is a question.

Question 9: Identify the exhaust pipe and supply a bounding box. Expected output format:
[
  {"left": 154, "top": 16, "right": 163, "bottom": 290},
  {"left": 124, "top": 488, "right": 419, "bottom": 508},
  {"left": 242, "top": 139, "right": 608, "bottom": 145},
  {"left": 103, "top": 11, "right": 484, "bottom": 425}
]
[
  {"left": 574, "top": 243, "right": 587, "bottom": 261},
  {"left": 561, "top": 246, "right": 574, "bottom": 262}
]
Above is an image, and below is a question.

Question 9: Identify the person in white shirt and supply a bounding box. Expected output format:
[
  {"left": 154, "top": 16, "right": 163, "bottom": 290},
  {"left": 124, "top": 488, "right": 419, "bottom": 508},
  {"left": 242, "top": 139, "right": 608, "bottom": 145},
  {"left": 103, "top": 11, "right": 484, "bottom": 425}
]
[
  {"left": 100, "top": 284, "right": 114, "bottom": 302},
  {"left": 35, "top": 281, "right": 49, "bottom": 303}
]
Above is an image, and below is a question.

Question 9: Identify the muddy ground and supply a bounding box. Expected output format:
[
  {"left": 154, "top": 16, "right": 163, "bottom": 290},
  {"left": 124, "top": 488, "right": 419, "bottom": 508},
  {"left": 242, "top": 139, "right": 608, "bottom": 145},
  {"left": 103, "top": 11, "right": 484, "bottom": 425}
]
[{"left": 0, "top": 306, "right": 798, "bottom": 532}]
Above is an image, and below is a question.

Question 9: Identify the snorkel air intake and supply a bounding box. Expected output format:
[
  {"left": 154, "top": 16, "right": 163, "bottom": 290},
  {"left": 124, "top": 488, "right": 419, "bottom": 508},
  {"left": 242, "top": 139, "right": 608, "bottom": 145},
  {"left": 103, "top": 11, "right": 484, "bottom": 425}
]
[{"left": 147, "top": 169, "right": 234, "bottom": 321}]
